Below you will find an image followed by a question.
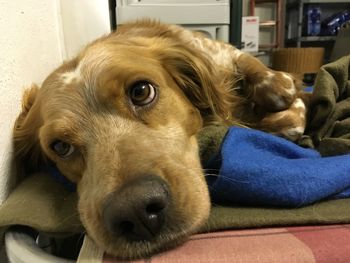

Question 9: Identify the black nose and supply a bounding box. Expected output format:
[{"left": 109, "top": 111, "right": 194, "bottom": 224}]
[{"left": 102, "top": 175, "right": 170, "bottom": 241}]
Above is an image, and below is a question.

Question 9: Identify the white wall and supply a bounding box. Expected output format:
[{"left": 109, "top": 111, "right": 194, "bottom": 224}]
[
  {"left": 0, "top": 0, "right": 64, "bottom": 204},
  {"left": 0, "top": 0, "right": 111, "bottom": 205},
  {"left": 60, "top": 0, "right": 111, "bottom": 59}
]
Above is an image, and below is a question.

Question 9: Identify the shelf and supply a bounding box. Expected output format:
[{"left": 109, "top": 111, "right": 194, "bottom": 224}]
[
  {"left": 302, "top": 0, "right": 350, "bottom": 3},
  {"left": 289, "top": 0, "right": 350, "bottom": 4},
  {"left": 251, "top": 0, "right": 284, "bottom": 49},
  {"left": 254, "top": 0, "right": 280, "bottom": 3},
  {"left": 259, "top": 43, "right": 278, "bottom": 49},
  {"left": 260, "top": 20, "right": 277, "bottom": 26},
  {"left": 287, "top": 0, "right": 350, "bottom": 8},
  {"left": 287, "top": 36, "right": 337, "bottom": 41},
  {"left": 301, "top": 36, "right": 336, "bottom": 41}
]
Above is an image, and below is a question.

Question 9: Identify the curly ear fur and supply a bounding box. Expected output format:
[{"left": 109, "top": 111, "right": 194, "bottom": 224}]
[
  {"left": 13, "top": 84, "right": 44, "bottom": 172},
  {"left": 156, "top": 41, "right": 240, "bottom": 125}
]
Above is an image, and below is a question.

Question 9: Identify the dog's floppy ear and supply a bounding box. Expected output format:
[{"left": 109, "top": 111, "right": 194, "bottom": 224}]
[
  {"left": 157, "top": 42, "right": 237, "bottom": 124},
  {"left": 13, "top": 84, "right": 43, "bottom": 172}
]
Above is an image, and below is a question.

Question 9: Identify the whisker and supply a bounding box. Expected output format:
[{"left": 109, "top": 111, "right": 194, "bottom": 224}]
[{"left": 203, "top": 168, "right": 221, "bottom": 173}]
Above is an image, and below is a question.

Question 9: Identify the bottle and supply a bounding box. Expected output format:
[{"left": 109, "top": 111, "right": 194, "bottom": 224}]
[{"left": 307, "top": 6, "right": 321, "bottom": 36}]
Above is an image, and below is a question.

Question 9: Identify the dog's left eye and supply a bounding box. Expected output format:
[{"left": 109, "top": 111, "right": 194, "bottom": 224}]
[
  {"left": 129, "top": 82, "right": 156, "bottom": 106},
  {"left": 50, "top": 140, "right": 75, "bottom": 158}
]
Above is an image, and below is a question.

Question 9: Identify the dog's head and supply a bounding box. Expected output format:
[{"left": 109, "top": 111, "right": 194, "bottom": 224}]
[{"left": 13, "top": 21, "right": 233, "bottom": 259}]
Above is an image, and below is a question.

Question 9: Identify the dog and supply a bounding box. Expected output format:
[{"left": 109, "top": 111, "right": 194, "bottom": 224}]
[{"left": 13, "top": 20, "right": 307, "bottom": 259}]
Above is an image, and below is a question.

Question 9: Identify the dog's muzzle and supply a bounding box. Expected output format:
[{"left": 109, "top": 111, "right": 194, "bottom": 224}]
[{"left": 102, "top": 175, "right": 170, "bottom": 242}]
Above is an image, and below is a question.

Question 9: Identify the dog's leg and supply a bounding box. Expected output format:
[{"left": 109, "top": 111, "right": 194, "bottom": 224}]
[
  {"left": 186, "top": 34, "right": 299, "bottom": 113},
  {"left": 232, "top": 51, "right": 311, "bottom": 140},
  {"left": 204, "top": 41, "right": 307, "bottom": 140},
  {"left": 233, "top": 51, "right": 301, "bottom": 112},
  {"left": 183, "top": 30, "right": 307, "bottom": 140}
]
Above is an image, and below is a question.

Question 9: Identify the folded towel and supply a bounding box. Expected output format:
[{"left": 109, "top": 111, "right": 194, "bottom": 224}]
[{"left": 206, "top": 127, "right": 350, "bottom": 207}]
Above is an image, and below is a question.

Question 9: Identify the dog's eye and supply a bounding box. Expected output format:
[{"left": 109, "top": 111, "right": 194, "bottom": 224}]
[
  {"left": 50, "top": 140, "right": 75, "bottom": 158},
  {"left": 129, "top": 82, "right": 156, "bottom": 106}
]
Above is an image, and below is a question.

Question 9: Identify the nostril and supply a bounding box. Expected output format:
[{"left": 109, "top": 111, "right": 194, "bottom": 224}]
[
  {"left": 119, "top": 220, "right": 135, "bottom": 235},
  {"left": 146, "top": 200, "right": 166, "bottom": 215}
]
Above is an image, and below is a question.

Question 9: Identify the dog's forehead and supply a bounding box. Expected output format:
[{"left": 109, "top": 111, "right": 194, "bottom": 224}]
[
  {"left": 46, "top": 40, "right": 171, "bottom": 118},
  {"left": 58, "top": 41, "right": 160, "bottom": 88},
  {"left": 60, "top": 62, "right": 83, "bottom": 85},
  {"left": 59, "top": 44, "right": 115, "bottom": 87}
]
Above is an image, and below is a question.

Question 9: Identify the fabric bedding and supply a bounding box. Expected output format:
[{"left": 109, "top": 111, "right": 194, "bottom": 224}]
[
  {"left": 297, "top": 55, "right": 350, "bottom": 156},
  {"left": 205, "top": 126, "right": 350, "bottom": 207},
  {"left": 0, "top": 56, "right": 350, "bottom": 260},
  {"left": 97, "top": 224, "right": 350, "bottom": 262}
]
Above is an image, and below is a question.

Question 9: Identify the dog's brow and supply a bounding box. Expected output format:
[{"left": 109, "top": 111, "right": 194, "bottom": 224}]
[
  {"left": 58, "top": 46, "right": 114, "bottom": 93},
  {"left": 78, "top": 46, "right": 116, "bottom": 88}
]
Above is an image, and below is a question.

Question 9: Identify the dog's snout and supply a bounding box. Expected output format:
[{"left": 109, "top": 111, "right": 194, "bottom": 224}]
[{"left": 103, "top": 175, "right": 170, "bottom": 241}]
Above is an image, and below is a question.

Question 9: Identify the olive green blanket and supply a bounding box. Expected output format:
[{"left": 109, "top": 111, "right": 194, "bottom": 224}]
[
  {"left": 1, "top": 172, "right": 350, "bottom": 235},
  {"left": 298, "top": 55, "right": 350, "bottom": 156}
]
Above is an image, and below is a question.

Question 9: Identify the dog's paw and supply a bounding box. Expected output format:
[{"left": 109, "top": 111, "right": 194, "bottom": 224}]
[
  {"left": 250, "top": 71, "right": 300, "bottom": 112},
  {"left": 258, "top": 98, "right": 307, "bottom": 141}
]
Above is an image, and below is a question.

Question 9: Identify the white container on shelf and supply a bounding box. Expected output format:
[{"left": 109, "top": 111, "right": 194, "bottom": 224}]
[{"left": 115, "top": 0, "right": 230, "bottom": 41}]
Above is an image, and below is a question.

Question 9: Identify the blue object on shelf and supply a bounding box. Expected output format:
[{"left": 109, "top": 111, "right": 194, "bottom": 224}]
[
  {"left": 307, "top": 6, "right": 321, "bottom": 36},
  {"left": 322, "top": 10, "right": 350, "bottom": 36},
  {"left": 304, "top": 86, "right": 314, "bottom": 93}
]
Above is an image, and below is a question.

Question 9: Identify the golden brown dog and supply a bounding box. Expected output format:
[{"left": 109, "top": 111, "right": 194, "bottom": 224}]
[{"left": 13, "top": 20, "right": 307, "bottom": 259}]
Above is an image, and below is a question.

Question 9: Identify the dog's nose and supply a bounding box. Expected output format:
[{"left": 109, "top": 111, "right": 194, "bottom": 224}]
[{"left": 102, "top": 175, "right": 170, "bottom": 241}]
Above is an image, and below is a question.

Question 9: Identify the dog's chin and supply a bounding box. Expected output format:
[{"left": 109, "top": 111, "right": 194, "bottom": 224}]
[
  {"left": 91, "top": 220, "right": 206, "bottom": 260},
  {"left": 105, "top": 231, "right": 189, "bottom": 259}
]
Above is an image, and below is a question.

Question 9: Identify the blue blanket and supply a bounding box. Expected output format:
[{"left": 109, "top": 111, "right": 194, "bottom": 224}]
[{"left": 205, "top": 127, "right": 350, "bottom": 207}]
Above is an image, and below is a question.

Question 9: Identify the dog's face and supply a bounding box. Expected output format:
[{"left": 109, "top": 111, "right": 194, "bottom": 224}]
[{"left": 13, "top": 22, "right": 233, "bottom": 259}]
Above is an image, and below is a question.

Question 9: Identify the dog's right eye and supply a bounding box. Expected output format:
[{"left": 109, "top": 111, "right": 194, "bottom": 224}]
[
  {"left": 50, "top": 140, "right": 75, "bottom": 158},
  {"left": 128, "top": 81, "right": 157, "bottom": 106}
]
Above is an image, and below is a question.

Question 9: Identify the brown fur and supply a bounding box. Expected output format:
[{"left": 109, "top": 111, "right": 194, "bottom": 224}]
[{"left": 13, "top": 20, "right": 307, "bottom": 259}]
